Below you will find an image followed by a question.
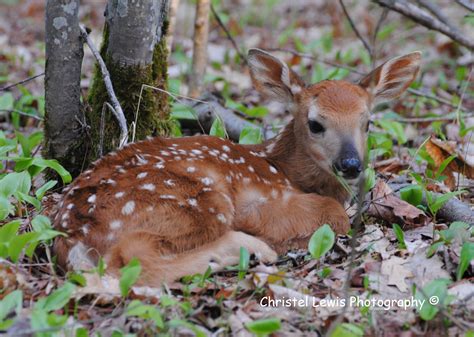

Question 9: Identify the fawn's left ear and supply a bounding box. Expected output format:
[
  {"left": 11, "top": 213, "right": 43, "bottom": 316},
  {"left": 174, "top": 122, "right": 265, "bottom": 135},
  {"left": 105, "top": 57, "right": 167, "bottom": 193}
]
[{"left": 359, "top": 52, "right": 421, "bottom": 106}]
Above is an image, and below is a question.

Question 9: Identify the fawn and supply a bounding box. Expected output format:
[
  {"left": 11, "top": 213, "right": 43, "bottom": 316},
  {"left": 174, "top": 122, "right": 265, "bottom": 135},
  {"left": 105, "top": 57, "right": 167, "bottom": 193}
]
[{"left": 53, "top": 49, "right": 420, "bottom": 285}]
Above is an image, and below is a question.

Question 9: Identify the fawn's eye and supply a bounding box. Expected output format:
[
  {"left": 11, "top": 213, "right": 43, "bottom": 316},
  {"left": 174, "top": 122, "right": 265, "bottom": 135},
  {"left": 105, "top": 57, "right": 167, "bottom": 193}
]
[{"left": 308, "top": 120, "right": 325, "bottom": 134}]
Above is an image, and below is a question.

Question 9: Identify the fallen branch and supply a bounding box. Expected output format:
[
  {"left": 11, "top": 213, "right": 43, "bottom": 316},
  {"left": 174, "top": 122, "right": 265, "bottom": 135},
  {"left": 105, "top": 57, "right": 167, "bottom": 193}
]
[
  {"left": 455, "top": 0, "right": 474, "bottom": 12},
  {"left": 372, "top": 0, "right": 474, "bottom": 50},
  {"left": 182, "top": 93, "right": 273, "bottom": 141},
  {"left": 79, "top": 25, "right": 128, "bottom": 148},
  {"left": 389, "top": 183, "right": 474, "bottom": 224},
  {"left": 0, "top": 72, "right": 45, "bottom": 92}
]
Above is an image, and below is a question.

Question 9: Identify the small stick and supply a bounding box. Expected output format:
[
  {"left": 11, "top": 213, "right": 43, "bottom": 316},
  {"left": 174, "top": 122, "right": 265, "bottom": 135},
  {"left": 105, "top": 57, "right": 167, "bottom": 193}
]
[
  {"left": 211, "top": 4, "right": 247, "bottom": 64},
  {"left": 339, "top": 0, "right": 373, "bottom": 57},
  {"left": 79, "top": 25, "right": 128, "bottom": 148},
  {"left": 0, "top": 72, "right": 45, "bottom": 92}
]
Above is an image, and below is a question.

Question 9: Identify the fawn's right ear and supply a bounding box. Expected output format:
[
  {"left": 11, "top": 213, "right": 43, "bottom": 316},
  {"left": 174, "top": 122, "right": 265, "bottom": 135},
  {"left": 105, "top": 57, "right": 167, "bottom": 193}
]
[{"left": 248, "top": 49, "right": 304, "bottom": 104}]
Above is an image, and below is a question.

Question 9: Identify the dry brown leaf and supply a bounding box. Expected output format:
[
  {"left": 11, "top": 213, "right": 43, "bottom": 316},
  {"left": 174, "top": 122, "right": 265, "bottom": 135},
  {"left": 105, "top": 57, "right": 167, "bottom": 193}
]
[
  {"left": 426, "top": 136, "right": 474, "bottom": 190},
  {"left": 368, "top": 180, "right": 429, "bottom": 228},
  {"left": 381, "top": 256, "right": 413, "bottom": 292}
]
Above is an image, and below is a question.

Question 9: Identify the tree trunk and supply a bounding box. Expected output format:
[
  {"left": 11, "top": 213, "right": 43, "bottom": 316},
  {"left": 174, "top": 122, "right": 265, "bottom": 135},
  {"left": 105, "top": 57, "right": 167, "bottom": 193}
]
[
  {"left": 87, "top": 0, "right": 172, "bottom": 159},
  {"left": 44, "top": 0, "right": 85, "bottom": 178},
  {"left": 189, "top": 0, "right": 210, "bottom": 98}
]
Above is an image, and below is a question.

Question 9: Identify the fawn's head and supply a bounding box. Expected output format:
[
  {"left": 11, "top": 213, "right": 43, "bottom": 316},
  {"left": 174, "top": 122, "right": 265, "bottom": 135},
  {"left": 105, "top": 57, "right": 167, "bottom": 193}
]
[{"left": 248, "top": 49, "right": 421, "bottom": 180}]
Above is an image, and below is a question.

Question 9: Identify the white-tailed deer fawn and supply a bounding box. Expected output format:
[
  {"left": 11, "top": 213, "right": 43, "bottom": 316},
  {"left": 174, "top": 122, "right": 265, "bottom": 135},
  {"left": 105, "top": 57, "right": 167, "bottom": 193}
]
[{"left": 53, "top": 49, "right": 420, "bottom": 285}]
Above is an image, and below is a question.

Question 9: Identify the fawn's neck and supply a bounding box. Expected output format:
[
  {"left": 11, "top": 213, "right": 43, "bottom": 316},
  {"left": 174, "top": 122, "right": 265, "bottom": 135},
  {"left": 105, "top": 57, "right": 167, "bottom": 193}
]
[{"left": 250, "top": 120, "right": 349, "bottom": 204}]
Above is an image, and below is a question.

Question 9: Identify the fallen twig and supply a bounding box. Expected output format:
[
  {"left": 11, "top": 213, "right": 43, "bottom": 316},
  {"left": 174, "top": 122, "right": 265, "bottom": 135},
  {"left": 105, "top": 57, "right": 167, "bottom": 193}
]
[
  {"left": 79, "top": 25, "right": 128, "bottom": 148},
  {"left": 372, "top": 0, "right": 474, "bottom": 50},
  {"left": 0, "top": 72, "right": 45, "bottom": 92}
]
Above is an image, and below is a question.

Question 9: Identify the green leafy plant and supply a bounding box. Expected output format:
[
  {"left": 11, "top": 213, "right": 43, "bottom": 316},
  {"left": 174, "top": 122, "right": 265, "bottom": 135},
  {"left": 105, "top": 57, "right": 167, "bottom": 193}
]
[
  {"left": 330, "top": 323, "right": 364, "bottom": 337},
  {"left": 238, "top": 246, "right": 250, "bottom": 280},
  {"left": 245, "top": 318, "right": 281, "bottom": 337},
  {"left": 457, "top": 242, "right": 474, "bottom": 281},
  {"left": 415, "top": 279, "right": 453, "bottom": 321},
  {"left": 308, "top": 224, "right": 335, "bottom": 259},
  {"left": 392, "top": 224, "right": 407, "bottom": 249},
  {"left": 119, "top": 258, "right": 142, "bottom": 296}
]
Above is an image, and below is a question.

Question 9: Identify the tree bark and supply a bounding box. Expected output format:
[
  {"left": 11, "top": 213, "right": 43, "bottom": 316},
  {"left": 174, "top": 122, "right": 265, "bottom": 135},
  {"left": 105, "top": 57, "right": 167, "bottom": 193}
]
[
  {"left": 87, "top": 0, "right": 172, "bottom": 159},
  {"left": 44, "top": 0, "right": 85, "bottom": 178},
  {"left": 189, "top": 0, "right": 210, "bottom": 98}
]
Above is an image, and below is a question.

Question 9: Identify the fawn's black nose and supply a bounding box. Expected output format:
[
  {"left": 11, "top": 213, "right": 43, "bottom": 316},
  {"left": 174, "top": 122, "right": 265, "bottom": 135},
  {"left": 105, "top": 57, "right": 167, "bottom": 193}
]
[
  {"left": 339, "top": 158, "right": 362, "bottom": 179},
  {"left": 335, "top": 141, "right": 362, "bottom": 179}
]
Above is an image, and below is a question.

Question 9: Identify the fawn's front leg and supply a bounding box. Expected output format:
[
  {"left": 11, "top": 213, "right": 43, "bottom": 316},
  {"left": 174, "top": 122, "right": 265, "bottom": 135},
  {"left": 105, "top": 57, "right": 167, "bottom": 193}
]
[{"left": 234, "top": 192, "right": 350, "bottom": 253}]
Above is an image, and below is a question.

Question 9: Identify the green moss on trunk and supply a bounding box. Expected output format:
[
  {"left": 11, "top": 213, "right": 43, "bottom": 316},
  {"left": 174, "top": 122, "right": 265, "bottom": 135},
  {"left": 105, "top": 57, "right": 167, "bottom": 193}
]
[{"left": 86, "top": 23, "right": 172, "bottom": 161}]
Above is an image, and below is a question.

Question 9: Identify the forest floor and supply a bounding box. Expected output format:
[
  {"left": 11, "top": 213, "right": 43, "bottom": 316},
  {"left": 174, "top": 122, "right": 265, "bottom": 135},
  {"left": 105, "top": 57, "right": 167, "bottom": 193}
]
[{"left": 0, "top": 0, "right": 473, "bottom": 336}]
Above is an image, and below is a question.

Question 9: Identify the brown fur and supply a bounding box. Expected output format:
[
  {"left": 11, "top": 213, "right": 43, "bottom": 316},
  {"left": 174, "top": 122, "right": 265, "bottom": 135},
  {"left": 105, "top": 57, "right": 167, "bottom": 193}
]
[{"left": 53, "top": 49, "right": 421, "bottom": 285}]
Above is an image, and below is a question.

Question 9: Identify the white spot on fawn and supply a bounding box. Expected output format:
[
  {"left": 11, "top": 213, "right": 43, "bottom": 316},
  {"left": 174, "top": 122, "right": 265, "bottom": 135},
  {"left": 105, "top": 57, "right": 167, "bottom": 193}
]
[
  {"left": 188, "top": 198, "right": 198, "bottom": 207},
  {"left": 155, "top": 163, "right": 165, "bottom": 169},
  {"left": 216, "top": 213, "right": 227, "bottom": 224},
  {"left": 160, "top": 150, "right": 170, "bottom": 156},
  {"left": 122, "top": 201, "right": 135, "bottom": 215},
  {"left": 164, "top": 179, "right": 175, "bottom": 187},
  {"left": 269, "top": 165, "right": 278, "bottom": 174},
  {"left": 81, "top": 224, "right": 90, "bottom": 235},
  {"left": 106, "top": 179, "right": 116, "bottom": 185},
  {"left": 208, "top": 207, "right": 215, "bottom": 213},
  {"left": 115, "top": 192, "right": 125, "bottom": 198},
  {"left": 201, "top": 177, "right": 214, "bottom": 186},
  {"left": 191, "top": 149, "right": 203, "bottom": 155},
  {"left": 222, "top": 145, "right": 230, "bottom": 152},
  {"left": 87, "top": 194, "right": 96, "bottom": 203},
  {"left": 187, "top": 166, "right": 196, "bottom": 173},
  {"left": 248, "top": 166, "right": 255, "bottom": 173},
  {"left": 110, "top": 220, "right": 122, "bottom": 230},
  {"left": 140, "top": 183, "right": 155, "bottom": 191},
  {"left": 160, "top": 195, "right": 176, "bottom": 199},
  {"left": 137, "top": 172, "right": 148, "bottom": 179},
  {"left": 66, "top": 203, "right": 74, "bottom": 210}
]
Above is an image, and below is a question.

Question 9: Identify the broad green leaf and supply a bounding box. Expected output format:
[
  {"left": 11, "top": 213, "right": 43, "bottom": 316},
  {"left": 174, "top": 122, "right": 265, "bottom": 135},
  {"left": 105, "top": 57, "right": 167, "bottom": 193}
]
[
  {"left": 119, "top": 258, "right": 142, "bottom": 297},
  {"left": 243, "top": 106, "right": 268, "bottom": 118},
  {"left": 35, "top": 282, "right": 75, "bottom": 312},
  {"left": 170, "top": 103, "right": 197, "bottom": 120},
  {"left": 0, "top": 290, "right": 22, "bottom": 322},
  {"left": 308, "top": 224, "right": 335, "bottom": 259},
  {"left": 364, "top": 167, "right": 376, "bottom": 192},
  {"left": 400, "top": 185, "right": 423, "bottom": 207},
  {"left": 0, "top": 172, "right": 21, "bottom": 197},
  {"left": 8, "top": 232, "right": 39, "bottom": 262},
  {"left": 0, "top": 220, "right": 21, "bottom": 243},
  {"left": 0, "top": 93, "right": 14, "bottom": 110},
  {"left": 239, "top": 126, "right": 263, "bottom": 145},
  {"left": 245, "top": 318, "right": 281, "bottom": 336},
  {"left": 0, "top": 196, "right": 13, "bottom": 220},
  {"left": 15, "top": 171, "right": 31, "bottom": 195},
  {"left": 457, "top": 242, "right": 474, "bottom": 281},
  {"left": 127, "top": 300, "right": 164, "bottom": 328},
  {"left": 392, "top": 224, "right": 406, "bottom": 249},
  {"left": 415, "top": 279, "right": 451, "bottom": 321},
  {"left": 209, "top": 117, "right": 226, "bottom": 138},
  {"left": 330, "top": 323, "right": 364, "bottom": 337}
]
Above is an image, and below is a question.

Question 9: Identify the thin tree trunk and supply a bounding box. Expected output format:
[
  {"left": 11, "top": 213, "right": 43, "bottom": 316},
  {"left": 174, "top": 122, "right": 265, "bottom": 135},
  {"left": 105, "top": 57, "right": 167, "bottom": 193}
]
[
  {"left": 44, "top": 0, "right": 85, "bottom": 178},
  {"left": 87, "top": 0, "right": 172, "bottom": 159},
  {"left": 167, "top": 0, "right": 180, "bottom": 54},
  {"left": 189, "top": 0, "right": 210, "bottom": 98}
]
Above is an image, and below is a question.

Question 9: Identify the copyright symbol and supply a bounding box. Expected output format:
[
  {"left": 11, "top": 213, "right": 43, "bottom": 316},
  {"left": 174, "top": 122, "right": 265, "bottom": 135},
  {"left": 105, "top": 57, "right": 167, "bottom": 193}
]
[{"left": 429, "top": 296, "right": 439, "bottom": 305}]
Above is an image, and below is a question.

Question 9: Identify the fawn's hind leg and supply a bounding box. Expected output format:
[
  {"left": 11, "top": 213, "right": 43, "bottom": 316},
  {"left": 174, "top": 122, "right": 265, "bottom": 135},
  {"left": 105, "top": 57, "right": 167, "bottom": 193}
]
[{"left": 106, "top": 230, "right": 277, "bottom": 285}]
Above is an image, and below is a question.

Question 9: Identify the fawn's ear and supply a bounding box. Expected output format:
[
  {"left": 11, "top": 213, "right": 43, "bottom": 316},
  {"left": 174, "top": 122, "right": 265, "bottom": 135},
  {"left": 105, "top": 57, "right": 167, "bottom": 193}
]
[
  {"left": 359, "top": 52, "right": 421, "bottom": 105},
  {"left": 248, "top": 48, "right": 304, "bottom": 104}
]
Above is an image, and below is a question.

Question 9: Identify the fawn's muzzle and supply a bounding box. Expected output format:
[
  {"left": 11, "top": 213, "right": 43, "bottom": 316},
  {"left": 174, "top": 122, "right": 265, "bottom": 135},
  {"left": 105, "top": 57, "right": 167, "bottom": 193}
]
[{"left": 334, "top": 142, "right": 362, "bottom": 179}]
